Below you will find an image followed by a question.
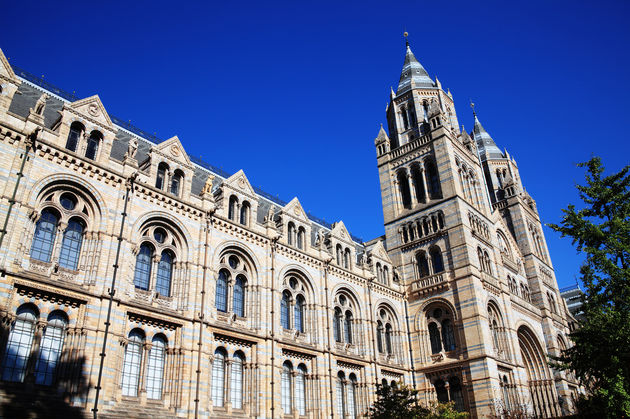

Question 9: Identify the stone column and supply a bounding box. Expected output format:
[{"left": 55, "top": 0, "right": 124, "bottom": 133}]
[{"left": 420, "top": 166, "right": 430, "bottom": 202}]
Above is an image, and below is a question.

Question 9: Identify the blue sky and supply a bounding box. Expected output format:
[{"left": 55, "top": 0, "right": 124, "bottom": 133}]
[{"left": 3, "top": 0, "right": 629, "bottom": 289}]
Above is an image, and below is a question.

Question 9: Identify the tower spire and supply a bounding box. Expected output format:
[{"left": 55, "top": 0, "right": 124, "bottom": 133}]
[
  {"left": 472, "top": 109, "right": 503, "bottom": 160},
  {"left": 397, "top": 39, "right": 435, "bottom": 94}
]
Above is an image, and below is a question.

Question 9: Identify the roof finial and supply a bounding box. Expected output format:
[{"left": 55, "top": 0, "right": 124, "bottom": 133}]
[
  {"left": 470, "top": 100, "right": 477, "bottom": 118},
  {"left": 404, "top": 31, "right": 409, "bottom": 47}
]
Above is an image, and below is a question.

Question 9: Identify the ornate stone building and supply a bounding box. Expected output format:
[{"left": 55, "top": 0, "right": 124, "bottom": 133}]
[{"left": 0, "top": 43, "right": 578, "bottom": 418}]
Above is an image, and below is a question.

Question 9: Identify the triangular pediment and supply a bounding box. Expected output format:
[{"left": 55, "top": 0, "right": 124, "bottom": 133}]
[
  {"left": 331, "top": 221, "right": 352, "bottom": 242},
  {"left": 67, "top": 95, "right": 113, "bottom": 128},
  {"left": 283, "top": 197, "right": 309, "bottom": 222},
  {"left": 154, "top": 136, "right": 191, "bottom": 166},
  {"left": 370, "top": 240, "right": 392, "bottom": 263},
  {"left": 224, "top": 170, "right": 255, "bottom": 196},
  {"left": 0, "top": 48, "right": 17, "bottom": 81}
]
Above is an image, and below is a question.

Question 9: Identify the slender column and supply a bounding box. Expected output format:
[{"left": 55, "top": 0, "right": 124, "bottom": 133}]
[
  {"left": 407, "top": 171, "right": 418, "bottom": 204},
  {"left": 420, "top": 166, "right": 430, "bottom": 202}
]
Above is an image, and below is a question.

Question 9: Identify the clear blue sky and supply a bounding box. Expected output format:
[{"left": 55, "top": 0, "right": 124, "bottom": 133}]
[{"left": 3, "top": 0, "right": 629, "bottom": 289}]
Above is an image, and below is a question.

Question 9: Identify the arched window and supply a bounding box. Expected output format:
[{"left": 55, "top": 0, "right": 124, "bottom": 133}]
[
  {"left": 65, "top": 122, "right": 84, "bottom": 152},
  {"left": 348, "top": 373, "right": 358, "bottom": 419},
  {"left": 297, "top": 227, "right": 305, "bottom": 250},
  {"left": 401, "top": 107, "right": 409, "bottom": 129},
  {"left": 288, "top": 222, "right": 296, "bottom": 246},
  {"left": 434, "top": 379, "right": 449, "bottom": 403},
  {"left": 30, "top": 209, "right": 58, "bottom": 263},
  {"left": 430, "top": 246, "right": 444, "bottom": 273},
  {"left": 230, "top": 352, "right": 244, "bottom": 409},
  {"left": 240, "top": 201, "right": 250, "bottom": 226},
  {"left": 215, "top": 270, "right": 229, "bottom": 312},
  {"left": 281, "top": 291, "right": 291, "bottom": 329},
  {"left": 376, "top": 263, "right": 382, "bottom": 283},
  {"left": 58, "top": 218, "right": 85, "bottom": 270},
  {"left": 441, "top": 319, "right": 456, "bottom": 351},
  {"left": 376, "top": 321, "right": 384, "bottom": 353},
  {"left": 397, "top": 170, "right": 412, "bottom": 209},
  {"left": 294, "top": 295, "right": 305, "bottom": 333},
  {"left": 336, "top": 372, "right": 346, "bottom": 417},
  {"left": 501, "top": 375, "right": 512, "bottom": 412},
  {"left": 281, "top": 361, "right": 293, "bottom": 414},
  {"left": 518, "top": 326, "right": 556, "bottom": 417},
  {"left": 228, "top": 196, "right": 238, "bottom": 221},
  {"left": 344, "top": 248, "right": 351, "bottom": 269},
  {"left": 85, "top": 131, "right": 102, "bottom": 160},
  {"left": 411, "top": 164, "right": 426, "bottom": 203},
  {"left": 233, "top": 275, "right": 246, "bottom": 317},
  {"left": 156, "top": 163, "right": 168, "bottom": 190},
  {"left": 336, "top": 244, "right": 343, "bottom": 266},
  {"left": 416, "top": 251, "right": 430, "bottom": 277},
  {"left": 34, "top": 311, "right": 68, "bottom": 386},
  {"left": 449, "top": 377, "right": 465, "bottom": 411},
  {"left": 1, "top": 305, "right": 38, "bottom": 382},
  {"left": 484, "top": 251, "right": 492, "bottom": 275},
  {"left": 170, "top": 170, "right": 184, "bottom": 196},
  {"left": 146, "top": 335, "right": 167, "bottom": 400},
  {"left": 134, "top": 244, "right": 154, "bottom": 291},
  {"left": 428, "top": 322, "right": 442, "bottom": 354},
  {"left": 121, "top": 329, "right": 145, "bottom": 397},
  {"left": 385, "top": 323, "right": 393, "bottom": 355},
  {"left": 383, "top": 266, "right": 389, "bottom": 284},
  {"left": 426, "top": 160, "right": 442, "bottom": 199},
  {"left": 333, "top": 308, "right": 342, "bottom": 342},
  {"left": 156, "top": 250, "right": 174, "bottom": 296},
  {"left": 295, "top": 364, "right": 307, "bottom": 416},
  {"left": 344, "top": 311, "right": 353, "bottom": 344},
  {"left": 211, "top": 348, "right": 226, "bottom": 407}
]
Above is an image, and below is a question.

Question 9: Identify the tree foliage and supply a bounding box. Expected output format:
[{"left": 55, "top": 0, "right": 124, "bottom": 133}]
[
  {"left": 549, "top": 157, "right": 630, "bottom": 417},
  {"left": 368, "top": 383, "right": 467, "bottom": 419}
]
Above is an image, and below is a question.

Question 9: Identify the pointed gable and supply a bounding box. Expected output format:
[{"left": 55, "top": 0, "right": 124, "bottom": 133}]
[
  {"left": 283, "top": 197, "right": 309, "bottom": 222},
  {"left": 224, "top": 169, "right": 256, "bottom": 196},
  {"left": 154, "top": 135, "right": 191, "bottom": 166},
  {"left": 370, "top": 240, "right": 392, "bottom": 264},
  {"left": 330, "top": 221, "right": 352, "bottom": 243},
  {"left": 0, "top": 48, "right": 17, "bottom": 81},
  {"left": 67, "top": 95, "right": 113, "bottom": 128}
]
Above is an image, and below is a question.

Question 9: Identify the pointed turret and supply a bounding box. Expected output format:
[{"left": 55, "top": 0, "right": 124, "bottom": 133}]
[
  {"left": 397, "top": 45, "right": 435, "bottom": 94},
  {"left": 375, "top": 124, "right": 389, "bottom": 145},
  {"left": 473, "top": 115, "right": 504, "bottom": 160}
]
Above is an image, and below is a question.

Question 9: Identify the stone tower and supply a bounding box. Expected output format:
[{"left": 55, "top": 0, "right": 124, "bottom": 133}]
[{"left": 375, "top": 43, "right": 578, "bottom": 417}]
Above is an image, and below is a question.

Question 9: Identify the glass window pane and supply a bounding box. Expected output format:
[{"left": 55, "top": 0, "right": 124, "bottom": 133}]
[
  {"left": 215, "top": 271, "right": 228, "bottom": 312},
  {"left": 146, "top": 336, "right": 166, "bottom": 400},
  {"left": 347, "top": 379, "right": 357, "bottom": 419},
  {"left": 429, "top": 322, "right": 442, "bottom": 354},
  {"left": 121, "top": 331, "right": 144, "bottom": 397},
  {"left": 34, "top": 312, "right": 67, "bottom": 385},
  {"left": 211, "top": 350, "right": 225, "bottom": 407},
  {"left": 294, "top": 296, "right": 304, "bottom": 333},
  {"left": 133, "top": 244, "right": 153, "bottom": 290},
  {"left": 233, "top": 277, "right": 245, "bottom": 317},
  {"left": 1, "top": 307, "right": 37, "bottom": 382},
  {"left": 295, "top": 365, "right": 307, "bottom": 415},
  {"left": 85, "top": 135, "right": 99, "bottom": 160},
  {"left": 336, "top": 377, "right": 345, "bottom": 418},
  {"left": 281, "top": 363, "right": 292, "bottom": 414},
  {"left": 230, "top": 354, "right": 244, "bottom": 409},
  {"left": 58, "top": 219, "right": 84, "bottom": 270},
  {"left": 281, "top": 292, "right": 290, "bottom": 329},
  {"left": 344, "top": 312, "right": 353, "bottom": 344},
  {"left": 442, "top": 319, "right": 456, "bottom": 351},
  {"left": 156, "top": 251, "right": 173, "bottom": 296},
  {"left": 30, "top": 210, "right": 58, "bottom": 263}
]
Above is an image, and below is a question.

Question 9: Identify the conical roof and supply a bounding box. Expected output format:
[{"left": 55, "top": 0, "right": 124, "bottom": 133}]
[
  {"left": 397, "top": 45, "right": 435, "bottom": 94},
  {"left": 473, "top": 115, "right": 504, "bottom": 160}
]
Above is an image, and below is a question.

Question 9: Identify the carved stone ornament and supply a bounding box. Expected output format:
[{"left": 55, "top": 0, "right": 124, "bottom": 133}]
[
  {"left": 170, "top": 144, "right": 180, "bottom": 157},
  {"left": 238, "top": 177, "right": 246, "bottom": 189},
  {"left": 293, "top": 207, "right": 300, "bottom": 216},
  {"left": 88, "top": 103, "right": 100, "bottom": 117}
]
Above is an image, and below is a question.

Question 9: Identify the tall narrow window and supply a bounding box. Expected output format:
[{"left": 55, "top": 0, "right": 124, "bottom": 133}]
[
  {"left": 156, "top": 163, "right": 168, "bottom": 190},
  {"left": 1, "top": 305, "right": 38, "bottom": 382},
  {"left": 426, "top": 161, "right": 442, "bottom": 199},
  {"left": 228, "top": 196, "right": 238, "bottom": 221},
  {"left": 85, "top": 131, "right": 101, "bottom": 160},
  {"left": 429, "top": 322, "right": 442, "bottom": 354},
  {"left": 133, "top": 244, "right": 153, "bottom": 291},
  {"left": 344, "top": 248, "right": 351, "bottom": 269},
  {"left": 211, "top": 349, "right": 226, "bottom": 407},
  {"left": 449, "top": 377, "right": 465, "bottom": 411},
  {"left": 146, "top": 335, "right": 167, "bottom": 400},
  {"left": 337, "top": 372, "right": 346, "bottom": 418},
  {"left": 297, "top": 227, "right": 305, "bottom": 250},
  {"left": 295, "top": 364, "right": 307, "bottom": 415},
  {"left": 348, "top": 374, "right": 358, "bottom": 419},
  {"left": 282, "top": 362, "right": 293, "bottom": 414},
  {"left": 155, "top": 251, "right": 173, "bottom": 296},
  {"left": 288, "top": 223, "right": 296, "bottom": 246},
  {"left": 385, "top": 324, "right": 393, "bottom": 355},
  {"left": 376, "top": 321, "right": 384, "bottom": 353},
  {"left": 281, "top": 291, "right": 291, "bottom": 329},
  {"left": 230, "top": 352, "right": 244, "bottom": 409},
  {"left": 34, "top": 311, "right": 68, "bottom": 386},
  {"left": 442, "top": 319, "right": 456, "bottom": 351},
  {"left": 215, "top": 270, "right": 228, "bottom": 312},
  {"left": 434, "top": 379, "right": 449, "bottom": 403},
  {"left": 240, "top": 202, "right": 250, "bottom": 226},
  {"left": 233, "top": 276, "right": 245, "bottom": 317},
  {"left": 430, "top": 246, "right": 444, "bottom": 273},
  {"left": 58, "top": 219, "right": 85, "bottom": 270},
  {"left": 121, "top": 329, "right": 144, "bottom": 397},
  {"left": 30, "top": 209, "right": 58, "bottom": 263},
  {"left": 65, "top": 122, "right": 83, "bottom": 152},
  {"left": 501, "top": 375, "right": 511, "bottom": 411},
  {"left": 344, "top": 311, "right": 353, "bottom": 344},
  {"left": 416, "top": 252, "right": 430, "bottom": 277},
  {"left": 336, "top": 244, "right": 343, "bottom": 265},
  {"left": 333, "top": 309, "right": 342, "bottom": 342},
  {"left": 401, "top": 107, "right": 409, "bottom": 129},
  {"left": 294, "top": 295, "right": 305, "bottom": 333},
  {"left": 170, "top": 170, "right": 183, "bottom": 196}
]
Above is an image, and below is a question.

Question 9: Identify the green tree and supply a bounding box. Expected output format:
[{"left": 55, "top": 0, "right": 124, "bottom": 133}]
[
  {"left": 368, "top": 384, "right": 467, "bottom": 419},
  {"left": 549, "top": 157, "right": 630, "bottom": 418}
]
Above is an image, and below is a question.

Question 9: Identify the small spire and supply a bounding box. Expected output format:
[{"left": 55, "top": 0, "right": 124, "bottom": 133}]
[
  {"left": 472, "top": 110, "right": 504, "bottom": 161},
  {"left": 470, "top": 100, "right": 477, "bottom": 118}
]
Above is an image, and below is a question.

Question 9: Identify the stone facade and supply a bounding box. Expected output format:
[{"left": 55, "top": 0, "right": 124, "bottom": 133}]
[{"left": 0, "top": 44, "right": 578, "bottom": 418}]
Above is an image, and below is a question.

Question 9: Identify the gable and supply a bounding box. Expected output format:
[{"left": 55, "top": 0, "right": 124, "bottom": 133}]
[
  {"left": 0, "top": 48, "right": 17, "bottom": 81},
  {"left": 224, "top": 169, "right": 255, "bottom": 197},
  {"left": 331, "top": 220, "right": 352, "bottom": 243},
  {"left": 154, "top": 135, "right": 191, "bottom": 166},
  {"left": 283, "top": 197, "right": 309, "bottom": 222},
  {"left": 67, "top": 95, "right": 113, "bottom": 128},
  {"left": 370, "top": 240, "right": 392, "bottom": 264}
]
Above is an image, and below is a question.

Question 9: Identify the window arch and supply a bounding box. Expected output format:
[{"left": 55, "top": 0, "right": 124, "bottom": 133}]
[
  {"left": 85, "top": 130, "right": 102, "bottom": 160},
  {"left": 385, "top": 323, "right": 393, "bottom": 355},
  {"left": 156, "top": 162, "right": 169, "bottom": 190},
  {"left": 240, "top": 201, "right": 250, "bottom": 226},
  {"left": 430, "top": 246, "right": 445, "bottom": 273},
  {"left": 58, "top": 218, "right": 85, "bottom": 270},
  {"left": 215, "top": 251, "right": 253, "bottom": 316},
  {"left": 336, "top": 371, "right": 346, "bottom": 417},
  {"left": 228, "top": 195, "right": 239, "bottom": 221},
  {"left": 30, "top": 209, "right": 59, "bottom": 263},
  {"left": 233, "top": 275, "right": 246, "bottom": 317},
  {"left": 34, "top": 310, "right": 68, "bottom": 386},
  {"left": 488, "top": 303, "right": 508, "bottom": 359},
  {"left": 333, "top": 291, "right": 359, "bottom": 346},
  {"left": 230, "top": 352, "right": 245, "bottom": 409},
  {"left": 65, "top": 121, "right": 84, "bottom": 152},
  {"left": 376, "top": 308, "right": 398, "bottom": 357},
  {"left": 170, "top": 169, "right": 184, "bottom": 196},
  {"left": 382, "top": 266, "right": 389, "bottom": 284},
  {"left": 428, "top": 322, "right": 442, "bottom": 354},
  {"left": 294, "top": 295, "right": 305, "bottom": 333},
  {"left": 288, "top": 222, "right": 296, "bottom": 246},
  {"left": 344, "top": 248, "right": 351, "bottom": 269},
  {"left": 376, "top": 321, "right": 384, "bottom": 353},
  {"left": 425, "top": 160, "right": 442, "bottom": 199},
  {"left": 336, "top": 244, "right": 343, "bottom": 266},
  {"left": 281, "top": 273, "right": 312, "bottom": 335},
  {"left": 333, "top": 308, "right": 342, "bottom": 342},
  {"left": 348, "top": 373, "right": 358, "bottom": 418},
  {"left": 416, "top": 251, "right": 430, "bottom": 277},
  {"left": 215, "top": 269, "right": 229, "bottom": 312},
  {"left": 121, "top": 329, "right": 145, "bottom": 397},
  {"left": 397, "top": 170, "right": 412, "bottom": 209},
  {"left": 211, "top": 348, "right": 226, "bottom": 407},
  {"left": 1, "top": 304, "right": 39, "bottom": 382},
  {"left": 134, "top": 243, "right": 154, "bottom": 291},
  {"left": 297, "top": 227, "right": 306, "bottom": 250},
  {"left": 155, "top": 250, "right": 174, "bottom": 296},
  {"left": 281, "top": 291, "right": 291, "bottom": 329},
  {"left": 281, "top": 361, "right": 293, "bottom": 414},
  {"left": 295, "top": 364, "right": 307, "bottom": 415},
  {"left": 518, "top": 326, "right": 558, "bottom": 417},
  {"left": 426, "top": 306, "right": 457, "bottom": 355},
  {"left": 146, "top": 334, "right": 167, "bottom": 400},
  {"left": 344, "top": 311, "right": 353, "bottom": 344}
]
